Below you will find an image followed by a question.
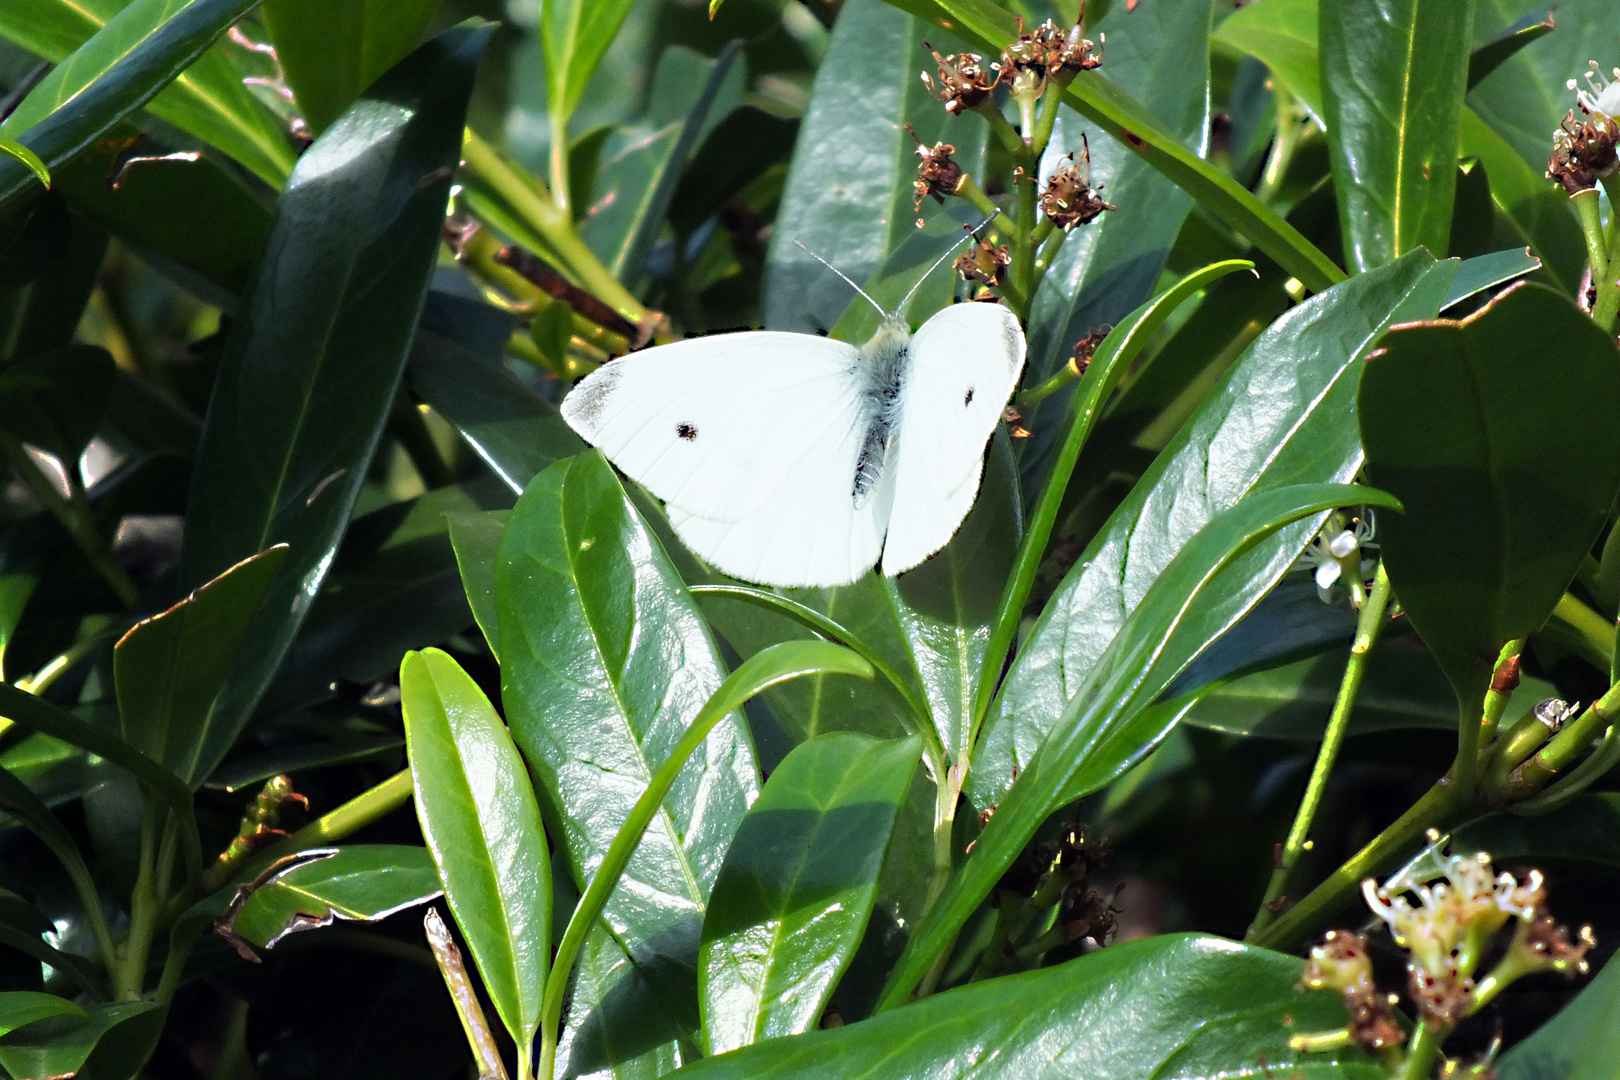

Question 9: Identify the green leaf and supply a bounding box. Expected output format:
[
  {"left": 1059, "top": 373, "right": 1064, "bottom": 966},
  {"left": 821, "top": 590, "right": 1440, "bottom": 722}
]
[
  {"left": 1457, "top": 108, "right": 1585, "bottom": 293},
  {"left": 113, "top": 545, "right": 287, "bottom": 783},
  {"left": 446, "top": 509, "right": 509, "bottom": 662},
  {"left": 883, "top": 484, "right": 1402, "bottom": 1008},
  {"left": 0, "top": 345, "right": 115, "bottom": 462},
  {"left": 909, "top": 0, "right": 1344, "bottom": 291},
  {"left": 262, "top": 0, "right": 440, "bottom": 135},
  {"left": 1498, "top": 949, "right": 1620, "bottom": 1080},
  {"left": 677, "top": 934, "right": 1378, "bottom": 1079},
  {"left": 1467, "top": 7, "right": 1553, "bottom": 88},
  {"left": 0, "top": 893, "right": 103, "bottom": 998},
  {"left": 1395, "top": 793, "right": 1620, "bottom": 875},
  {"left": 1358, "top": 282, "right": 1620, "bottom": 710},
  {"left": 0, "top": 0, "right": 291, "bottom": 209},
  {"left": 0, "top": 140, "right": 47, "bottom": 191},
  {"left": 178, "top": 23, "right": 489, "bottom": 783},
  {"left": 543, "top": 0, "right": 638, "bottom": 123},
  {"left": 580, "top": 42, "right": 742, "bottom": 283},
  {"left": 555, "top": 923, "right": 687, "bottom": 1079},
  {"left": 1320, "top": 0, "right": 1474, "bottom": 271},
  {"left": 496, "top": 450, "right": 760, "bottom": 1020},
  {"left": 226, "top": 845, "right": 443, "bottom": 950},
  {"left": 406, "top": 330, "right": 584, "bottom": 498},
  {"left": 1214, "top": 0, "right": 1323, "bottom": 120},
  {"left": 0, "top": 1000, "right": 159, "bottom": 1080},
  {"left": 699, "top": 732, "right": 921, "bottom": 1053},
  {"left": 969, "top": 250, "right": 1456, "bottom": 813},
  {"left": 1441, "top": 246, "right": 1540, "bottom": 309},
  {"left": 764, "top": 0, "right": 987, "bottom": 334},
  {"left": 402, "top": 647, "right": 550, "bottom": 1055},
  {"left": 1023, "top": 0, "right": 1213, "bottom": 462},
  {"left": 0, "top": 994, "right": 84, "bottom": 1039}
]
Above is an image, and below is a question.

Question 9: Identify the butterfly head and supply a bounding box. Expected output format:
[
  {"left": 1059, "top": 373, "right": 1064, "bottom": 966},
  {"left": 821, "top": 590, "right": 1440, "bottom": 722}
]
[{"left": 863, "top": 311, "right": 914, "bottom": 357}]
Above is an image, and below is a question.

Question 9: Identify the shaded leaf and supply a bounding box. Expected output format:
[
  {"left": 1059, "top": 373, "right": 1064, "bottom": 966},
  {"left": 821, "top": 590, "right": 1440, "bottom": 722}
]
[
  {"left": 543, "top": 0, "right": 638, "bottom": 123},
  {"left": 1359, "top": 282, "right": 1620, "bottom": 710},
  {"left": 1214, "top": 0, "right": 1323, "bottom": 120},
  {"left": 1467, "top": 7, "right": 1554, "bottom": 88},
  {"left": 227, "top": 845, "right": 442, "bottom": 950},
  {"left": 445, "top": 509, "right": 507, "bottom": 661},
  {"left": 0, "top": 1000, "right": 158, "bottom": 1080},
  {"left": 0, "top": 345, "right": 115, "bottom": 462},
  {"left": 0, "top": 994, "right": 83, "bottom": 1039},
  {"left": 1441, "top": 247, "right": 1539, "bottom": 310},
  {"left": 700, "top": 732, "right": 921, "bottom": 1053},
  {"left": 403, "top": 647, "right": 550, "bottom": 1054},
  {"left": 1498, "top": 950, "right": 1620, "bottom": 1080},
  {"left": 262, "top": 0, "right": 440, "bottom": 134},
  {"left": 1457, "top": 108, "right": 1585, "bottom": 293}
]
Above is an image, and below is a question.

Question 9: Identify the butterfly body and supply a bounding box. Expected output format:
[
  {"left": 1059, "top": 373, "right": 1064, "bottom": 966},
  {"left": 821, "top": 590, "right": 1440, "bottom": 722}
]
[{"left": 561, "top": 301, "right": 1026, "bottom": 589}]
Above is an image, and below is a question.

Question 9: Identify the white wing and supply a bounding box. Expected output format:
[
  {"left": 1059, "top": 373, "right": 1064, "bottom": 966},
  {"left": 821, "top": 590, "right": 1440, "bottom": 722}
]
[
  {"left": 560, "top": 332, "right": 889, "bottom": 589},
  {"left": 880, "top": 302, "right": 1026, "bottom": 576}
]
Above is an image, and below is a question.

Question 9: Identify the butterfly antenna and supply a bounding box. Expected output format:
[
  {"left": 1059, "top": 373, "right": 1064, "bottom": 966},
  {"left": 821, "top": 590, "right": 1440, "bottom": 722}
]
[
  {"left": 895, "top": 211, "right": 1002, "bottom": 316},
  {"left": 793, "top": 238, "right": 885, "bottom": 316}
]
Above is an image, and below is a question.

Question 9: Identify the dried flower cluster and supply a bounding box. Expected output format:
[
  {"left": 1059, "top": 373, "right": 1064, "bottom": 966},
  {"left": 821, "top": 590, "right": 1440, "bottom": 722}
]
[
  {"left": 1040, "top": 138, "right": 1116, "bottom": 230},
  {"left": 922, "top": 44, "right": 998, "bottom": 115},
  {"left": 954, "top": 237, "right": 1011, "bottom": 289},
  {"left": 907, "top": 125, "right": 967, "bottom": 212},
  {"left": 1298, "top": 931, "right": 1404, "bottom": 1051},
  {"left": 1549, "top": 62, "right": 1620, "bottom": 193}
]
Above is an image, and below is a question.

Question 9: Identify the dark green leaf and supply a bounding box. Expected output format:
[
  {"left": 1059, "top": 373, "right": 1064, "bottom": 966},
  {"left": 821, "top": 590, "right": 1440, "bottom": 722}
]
[
  {"left": 0, "top": 994, "right": 83, "bottom": 1038},
  {"left": 1359, "top": 282, "right": 1620, "bottom": 709},
  {"left": 0, "top": 1000, "right": 158, "bottom": 1080},
  {"left": 1021, "top": 0, "right": 1213, "bottom": 475},
  {"left": 0, "top": 0, "right": 283, "bottom": 213},
  {"left": 580, "top": 42, "right": 742, "bottom": 283},
  {"left": 206, "top": 733, "right": 402, "bottom": 792},
  {"left": 1441, "top": 247, "right": 1540, "bottom": 309},
  {"left": 1457, "top": 108, "right": 1585, "bottom": 293},
  {"left": 555, "top": 924, "right": 687, "bottom": 1079},
  {"left": 1396, "top": 793, "right": 1620, "bottom": 874},
  {"left": 262, "top": 0, "right": 440, "bottom": 134},
  {"left": 1321, "top": 0, "right": 1473, "bottom": 271},
  {"left": 700, "top": 732, "right": 921, "bottom": 1053},
  {"left": 679, "top": 934, "right": 1377, "bottom": 1079},
  {"left": 1467, "top": 7, "right": 1554, "bottom": 88},
  {"left": 0, "top": 893, "right": 101, "bottom": 997},
  {"left": 178, "top": 24, "right": 489, "bottom": 783},
  {"left": 446, "top": 509, "right": 507, "bottom": 661},
  {"left": 114, "top": 545, "right": 287, "bottom": 783},
  {"left": 883, "top": 483, "right": 1402, "bottom": 1006},
  {"left": 764, "top": 0, "right": 986, "bottom": 334},
  {"left": 496, "top": 450, "right": 759, "bottom": 1022},
  {"left": 402, "top": 647, "right": 550, "bottom": 1053},
  {"left": 970, "top": 251, "right": 1456, "bottom": 812},
  {"left": 1214, "top": 0, "right": 1323, "bottom": 119},
  {"left": 407, "top": 330, "right": 584, "bottom": 497},
  {"left": 0, "top": 345, "right": 114, "bottom": 462},
  {"left": 1498, "top": 950, "right": 1620, "bottom": 1080},
  {"left": 227, "top": 845, "right": 442, "bottom": 950}
]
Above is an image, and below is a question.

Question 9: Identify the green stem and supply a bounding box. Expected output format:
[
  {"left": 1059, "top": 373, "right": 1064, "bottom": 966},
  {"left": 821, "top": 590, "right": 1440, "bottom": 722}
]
[
  {"left": 1255, "top": 85, "right": 1303, "bottom": 207},
  {"left": 549, "top": 111, "right": 571, "bottom": 214},
  {"left": 954, "top": 175, "right": 1002, "bottom": 222},
  {"left": 1478, "top": 639, "right": 1526, "bottom": 744},
  {"left": 1012, "top": 160, "right": 1039, "bottom": 323},
  {"left": 1549, "top": 592, "right": 1615, "bottom": 672},
  {"left": 1502, "top": 677, "right": 1620, "bottom": 798},
  {"left": 115, "top": 805, "right": 161, "bottom": 1000},
  {"left": 975, "top": 99, "right": 1026, "bottom": 159},
  {"left": 1028, "top": 221, "right": 1066, "bottom": 302},
  {"left": 1592, "top": 175, "right": 1620, "bottom": 332},
  {"left": 1246, "top": 563, "right": 1392, "bottom": 940},
  {"left": 1029, "top": 75, "right": 1073, "bottom": 160},
  {"left": 537, "top": 643, "right": 871, "bottom": 1080},
  {"left": 1572, "top": 188, "right": 1609, "bottom": 288},
  {"left": 460, "top": 131, "right": 643, "bottom": 322},
  {"left": 1399, "top": 1020, "right": 1446, "bottom": 1080},
  {"left": 1253, "top": 775, "right": 1456, "bottom": 951},
  {"left": 0, "top": 433, "right": 137, "bottom": 607}
]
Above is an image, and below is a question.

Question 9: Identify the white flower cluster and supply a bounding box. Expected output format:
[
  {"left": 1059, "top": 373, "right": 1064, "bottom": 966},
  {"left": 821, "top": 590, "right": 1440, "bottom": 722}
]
[{"left": 1571, "top": 61, "right": 1620, "bottom": 120}]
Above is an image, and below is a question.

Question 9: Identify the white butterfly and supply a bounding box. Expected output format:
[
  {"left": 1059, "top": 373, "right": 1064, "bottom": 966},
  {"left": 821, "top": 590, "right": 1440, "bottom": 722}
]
[{"left": 560, "top": 240, "right": 1027, "bottom": 589}]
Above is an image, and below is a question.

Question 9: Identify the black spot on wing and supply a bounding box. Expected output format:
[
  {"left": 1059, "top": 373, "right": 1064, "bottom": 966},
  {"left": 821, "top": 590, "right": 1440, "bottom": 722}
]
[
  {"left": 676, "top": 422, "right": 697, "bottom": 441},
  {"left": 964, "top": 386, "right": 975, "bottom": 406}
]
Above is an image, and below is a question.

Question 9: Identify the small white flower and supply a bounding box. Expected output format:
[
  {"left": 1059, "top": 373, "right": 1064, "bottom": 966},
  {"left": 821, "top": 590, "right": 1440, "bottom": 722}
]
[
  {"left": 1297, "top": 514, "right": 1376, "bottom": 604},
  {"left": 1569, "top": 61, "right": 1620, "bottom": 119}
]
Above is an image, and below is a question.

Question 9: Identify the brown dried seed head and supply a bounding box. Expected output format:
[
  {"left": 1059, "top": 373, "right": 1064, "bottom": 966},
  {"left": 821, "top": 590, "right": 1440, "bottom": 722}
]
[
  {"left": 1040, "top": 139, "right": 1116, "bottom": 230},
  {"left": 1070, "top": 325, "right": 1111, "bottom": 375},
  {"left": 908, "top": 129, "right": 966, "bottom": 211},
  {"left": 921, "top": 44, "right": 998, "bottom": 115},
  {"left": 954, "top": 240, "right": 1011, "bottom": 288}
]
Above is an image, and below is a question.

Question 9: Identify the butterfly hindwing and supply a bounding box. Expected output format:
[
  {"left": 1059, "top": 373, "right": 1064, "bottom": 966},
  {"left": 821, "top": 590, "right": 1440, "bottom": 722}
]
[
  {"left": 880, "top": 302, "right": 1026, "bottom": 576},
  {"left": 561, "top": 333, "right": 890, "bottom": 588}
]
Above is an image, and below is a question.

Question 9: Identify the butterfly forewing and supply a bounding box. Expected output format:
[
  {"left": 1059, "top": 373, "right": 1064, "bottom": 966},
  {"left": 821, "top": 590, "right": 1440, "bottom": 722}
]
[{"left": 879, "top": 302, "right": 1026, "bottom": 576}]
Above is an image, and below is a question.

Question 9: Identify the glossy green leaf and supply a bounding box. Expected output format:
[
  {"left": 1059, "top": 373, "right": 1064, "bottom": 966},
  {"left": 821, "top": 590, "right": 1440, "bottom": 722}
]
[
  {"left": 262, "top": 0, "right": 439, "bottom": 134},
  {"left": 1214, "top": 0, "right": 1323, "bottom": 119},
  {"left": 970, "top": 250, "right": 1456, "bottom": 813},
  {"left": 681, "top": 934, "right": 1377, "bottom": 1079},
  {"left": 580, "top": 43, "right": 742, "bottom": 283},
  {"left": 1441, "top": 246, "right": 1539, "bottom": 309},
  {"left": 906, "top": 0, "right": 1343, "bottom": 291},
  {"left": 1359, "top": 282, "right": 1620, "bottom": 710},
  {"left": 884, "top": 483, "right": 1402, "bottom": 1007},
  {"left": 0, "top": 345, "right": 115, "bottom": 462},
  {"left": 1397, "top": 794, "right": 1620, "bottom": 875},
  {"left": 406, "top": 330, "right": 584, "bottom": 497},
  {"left": 1320, "top": 0, "right": 1474, "bottom": 271},
  {"left": 496, "top": 450, "right": 760, "bottom": 1020},
  {"left": 0, "top": 141, "right": 46, "bottom": 191},
  {"left": 764, "top": 0, "right": 986, "bottom": 334},
  {"left": 178, "top": 24, "right": 488, "bottom": 782},
  {"left": 227, "top": 845, "right": 443, "bottom": 950},
  {"left": 403, "top": 647, "right": 550, "bottom": 1056},
  {"left": 1022, "top": 0, "right": 1213, "bottom": 466},
  {"left": 0, "top": 994, "right": 84, "bottom": 1039},
  {"left": 0, "top": 1000, "right": 158, "bottom": 1080},
  {"left": 114, "top": 545, "right": 287, "bottom": 783},
  {"left": 1498, "top": 950, "right": 1620, "bottom": 1080},
  {"left": 0, "top": 0, "right": 291, "bottom": 210},
  {"left": 1466, "top": 7, "right": 1553, "bottom": 88},
  {"left": 554, "top": 923, "right": 687, "bottom": 1079},
  {"left": 700, "top": 732, "right": 921, "bottom": 1053},
  {"left": 446, "top": 509, "right": 508, "bottom": 662},
  {"left": 543, "top": 0, "right": 638, "bottom": 123},
  {"left": 1457, "top": 108, "right": 1585, "bottom": 293}
]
